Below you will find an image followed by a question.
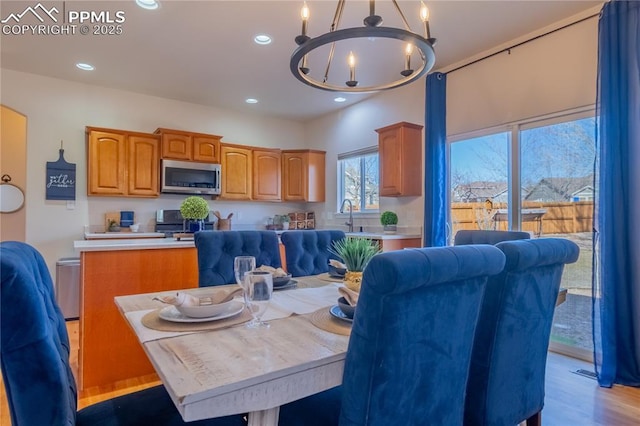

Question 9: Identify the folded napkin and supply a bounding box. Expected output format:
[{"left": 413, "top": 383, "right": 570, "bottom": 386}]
[
  {"left": 338, "top": 286, "right": 359, "bottom": 306},
  {"left": 154, "top": 287, "right": 242, "bottom": 307},
  {"left": 329, "top": 259, "right": 347, "bottom": 270},
  {"left": 256, "top": 265, "right": 289, "bottom": 277}
]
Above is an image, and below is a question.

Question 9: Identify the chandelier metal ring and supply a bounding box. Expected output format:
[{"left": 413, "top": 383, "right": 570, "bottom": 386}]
[{"left": 290, "top": 26, "right": 436, "bottom": 93}]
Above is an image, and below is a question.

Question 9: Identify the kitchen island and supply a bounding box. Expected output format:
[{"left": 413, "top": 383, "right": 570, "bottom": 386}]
[{"left": 74, "top": 238, "right": 198, "bottom": 390}]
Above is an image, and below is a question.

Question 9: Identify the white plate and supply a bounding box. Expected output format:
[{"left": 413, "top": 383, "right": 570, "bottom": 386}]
[
  {"left": 329, "top": 305, "right": 353, "bottom": 323},
  {"left": 159, "top": 301, "right": 244, "bottom": 323}
]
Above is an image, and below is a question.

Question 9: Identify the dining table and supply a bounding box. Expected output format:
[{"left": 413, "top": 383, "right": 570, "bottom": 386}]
[{"left": 114, "top": 273, "right": 350, "bottom": 426}]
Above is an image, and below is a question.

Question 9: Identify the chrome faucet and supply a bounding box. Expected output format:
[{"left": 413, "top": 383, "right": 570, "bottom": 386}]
[{"left": 340, "top": 199, "right": 354, "bottom": 233}]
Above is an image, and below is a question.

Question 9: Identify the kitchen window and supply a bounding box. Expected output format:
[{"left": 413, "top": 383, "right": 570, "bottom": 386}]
[{"left": 337, "top": 147, "right": 379, "bottom": 212}]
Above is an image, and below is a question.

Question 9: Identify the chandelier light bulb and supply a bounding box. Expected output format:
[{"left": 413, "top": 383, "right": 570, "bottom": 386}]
[
  {"left": 420, "top": 2, "right": 429, "bottom": 22},
  {"left": 346, "top": 51, "right": 358, "bottom": 87},
  {"left": 405, "top": 44, "right": 413, "bottom": 69},
  {"left": 301, "top": 2, "right": 309, "bottom": 35}
]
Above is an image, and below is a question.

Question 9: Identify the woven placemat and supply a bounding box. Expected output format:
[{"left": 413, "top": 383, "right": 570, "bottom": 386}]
[
  {"left": 142, "top": 308, "right": 252, "bottom": 332},
  {"left": 307, "top": 307, "right": 352, "bottom": 336},
  {"left": 316, "top": 273, "right": 344, "bottom": 283}
]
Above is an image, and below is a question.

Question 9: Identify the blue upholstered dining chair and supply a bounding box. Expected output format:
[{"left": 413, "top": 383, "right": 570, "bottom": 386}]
[
  {"left": 454, "top": 229, "right": 531, "bottom": 246},
  {"left": 280, "top": 230, "right": 346, "bottom": 277},
  {"left": 278, "top": 244, "right": 507, "bottom": 426},
  {"left": 464, "top": 238, "right": 579, "bottom": 426},
  {"left": 194, "top": 230, "right": 282, "bottom": 286},
  {"left": 0, "top": 241, "right": 246, "bottom": 426}
]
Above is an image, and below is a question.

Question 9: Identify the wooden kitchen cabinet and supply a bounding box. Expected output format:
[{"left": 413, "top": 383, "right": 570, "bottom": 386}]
[
  {"left": 282, "top": 149, "right": 326, "bottom": 202},
  {"left": 252, "top": 148, "right": 281, "bottom": 201},
  {"left": 221, "top": 143, "right": 252, "bottom": 199},
  {"left": 155, "top": 128, "right": 221, "bottom": 163},
  {"left": 376, "top": 122, "right": 423, "bottom": 197},
  {"left": 87, "top": 127, "right": 159, "bottom": 197}
]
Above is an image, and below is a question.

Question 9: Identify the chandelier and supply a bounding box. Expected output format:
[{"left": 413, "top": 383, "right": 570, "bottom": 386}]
[{"left": 290, "top": 0, "right": 437, "bottom": 93}]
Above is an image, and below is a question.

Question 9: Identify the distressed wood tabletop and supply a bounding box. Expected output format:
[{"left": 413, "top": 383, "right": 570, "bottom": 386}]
[{"left": 115, "top": 275, "right": 349, "bottom": 426}]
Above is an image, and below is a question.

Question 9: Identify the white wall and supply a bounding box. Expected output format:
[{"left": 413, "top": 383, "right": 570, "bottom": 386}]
[
  {"left": 0, "top": 69, "right": 306, "bottom": 273},
  {"left": 305, "top": 83, "right": 426, "bottom": 233}
]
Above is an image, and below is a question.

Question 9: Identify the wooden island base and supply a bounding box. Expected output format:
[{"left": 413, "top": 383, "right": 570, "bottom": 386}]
[{"left": 79, "top": 246, "right": 198, "bottom": 390}]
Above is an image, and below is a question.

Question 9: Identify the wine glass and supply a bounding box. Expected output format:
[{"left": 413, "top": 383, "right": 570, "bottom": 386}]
[
  {"left": 244, "top": 271, "right": 273, "bottom": 328},
  {"left": 234, "top": 256, "right": 256, "bottom": 308}
]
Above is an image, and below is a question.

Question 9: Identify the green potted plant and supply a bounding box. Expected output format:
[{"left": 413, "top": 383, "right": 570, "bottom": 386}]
[
  {"left": 380, "top": 211, "right": 398, "bottom": 234},
  {"left": 180, "top": 196, "right": 210, "bottom": 232},
  {"left": 279, "top": 214, "right": 291, "bottom": 230},
  {"left": 329, "top": 237, "right": 381, "bottom": 292}
]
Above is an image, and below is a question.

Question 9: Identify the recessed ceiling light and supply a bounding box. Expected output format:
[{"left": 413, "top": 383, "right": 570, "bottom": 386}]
[
  {"left": 254, "top": 34, "right": 272, "bottom": 45},
  {"left": 334, "top": 97, "right": 347, "bottom": 103},
  {"left": 245, "top": 98, "right": 259, "bottom": 104},
  {"left": 76, "top": 63, "right": 94, "bottom": 71},
  {"left": 136, "top": 0, "right": 159, "bottom": 10}
]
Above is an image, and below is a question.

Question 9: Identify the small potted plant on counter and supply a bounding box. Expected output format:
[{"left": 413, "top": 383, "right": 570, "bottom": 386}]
[
  {"left": 329, "top": 237, "right": 380, "bottom": 292},
  {"left": 180, "top": 196, "right": 210, "bottom": 233},
  {"left": 380, "top": 211, "right": 398, "bottom": 234},
  {"left": 279, "top": 214, "right": 291, "bottom": 230}
]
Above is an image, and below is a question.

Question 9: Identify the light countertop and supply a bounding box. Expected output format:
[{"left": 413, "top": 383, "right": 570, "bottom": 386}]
[
  {"left": 84, "top": 232, "right": 166, "bottom": 240},
  {"left": 74, "top": 238, "right": 194, "bottom": 252},
  {"left": 74, "top": 230, "right": 421, "bottom": 253},
  {"left": 345, "top": 232, "right": 421, "bottom": 240}
]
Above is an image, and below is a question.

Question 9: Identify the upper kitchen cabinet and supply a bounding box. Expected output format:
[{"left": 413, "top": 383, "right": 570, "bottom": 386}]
[
  {"left": 155, "top": 128, "right": 221, "bottom": 163},
  {"left": 282, "top": 150, "right": 326, "bottom": 202},
  {"left": 376, "top": 122, "right": 423, "bottom": 197},
  {"left": 253, "top": 148, "right": 281, "bottom": 201},
  {"left": 221, "top": 143, "right": 252, "bottom": 200},
  {"left": 87, "top": 127, "right": 159, "bottom": 197}
]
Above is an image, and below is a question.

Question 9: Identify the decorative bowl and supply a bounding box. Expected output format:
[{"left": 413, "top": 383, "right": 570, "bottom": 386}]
[
  {"left": 337, "top": 296, "right": 355, "bottom": 319},
  {"left": 272, "top": 273, "right": 293, "bottom": 287},
  {"left": 328, "top": 264, "right": 347, "bottom": 277},
  {"left": 175, "top": 299, "right": 239, "bottom": 318}
]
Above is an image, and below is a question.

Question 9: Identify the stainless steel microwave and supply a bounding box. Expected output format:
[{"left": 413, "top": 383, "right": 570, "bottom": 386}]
[{"left": 161, "top": 159, "right": 221, "bottom": 195}]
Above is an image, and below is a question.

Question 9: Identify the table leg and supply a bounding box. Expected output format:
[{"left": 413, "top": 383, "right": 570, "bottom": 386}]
[{"left": 248, "top": 407, "right": 280, "bottom": 426}]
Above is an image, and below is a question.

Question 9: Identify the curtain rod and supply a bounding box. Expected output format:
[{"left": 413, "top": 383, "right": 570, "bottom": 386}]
[{"left": 444, "top": 12, "right": 600, "bottom": 75}]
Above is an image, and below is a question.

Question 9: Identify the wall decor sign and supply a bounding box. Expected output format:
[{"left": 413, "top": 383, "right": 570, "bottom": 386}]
[{"left": 46, "top": 141, "right": 76, "bottom": 200}]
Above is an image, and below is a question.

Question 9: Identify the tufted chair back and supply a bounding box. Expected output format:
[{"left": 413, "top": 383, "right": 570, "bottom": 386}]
[
  {"left": 1, "top": 241, "right": 77, "bottom": 425},
  {"left": 0, "top": 241, "right": 247, "bottom": 426},
  {"left": 195, "top": 230, "right": 282, "bottom": 286},
  {"left": 279, "top": 230, "right": 346, "bottom": 277},
  {"left": 278, "top": 244, "right": 506, "bottom": 426},
  {"left": 464, "top": 238, "right": 579, "bottom": 426},
  {"left": 454, "top": 229, "right": 531, "bottom": 246}
]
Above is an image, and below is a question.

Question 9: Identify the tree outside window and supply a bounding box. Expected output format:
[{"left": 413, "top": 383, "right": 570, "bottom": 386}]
[{"left": 338, "top": 151, "right": 379, "bottom": 212}]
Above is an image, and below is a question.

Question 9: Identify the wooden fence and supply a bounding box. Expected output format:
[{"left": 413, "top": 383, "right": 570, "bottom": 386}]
[{"left": 451, "top": 201, "right": 594, "bottom": 236}]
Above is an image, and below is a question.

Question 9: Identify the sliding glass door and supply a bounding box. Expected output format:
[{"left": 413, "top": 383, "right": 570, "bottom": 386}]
[{"left": 449, "top": 109, "right": 596, "bottom": 360}]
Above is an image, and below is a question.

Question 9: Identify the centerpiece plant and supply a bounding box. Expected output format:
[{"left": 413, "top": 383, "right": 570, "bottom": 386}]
[
  {"left": 180, "top": 196, "right": 210, "bottom": 232},
  {"left": 329, "top": 237, "right": 381, "bottom": 292}
]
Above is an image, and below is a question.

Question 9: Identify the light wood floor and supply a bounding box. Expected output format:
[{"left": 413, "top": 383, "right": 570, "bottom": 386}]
[{"left": 2, "top": 321, "right": 640, "bottom": 425}]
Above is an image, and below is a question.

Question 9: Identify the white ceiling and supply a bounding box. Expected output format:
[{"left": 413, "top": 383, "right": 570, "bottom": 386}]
[{"left": 1, "top": 0, "right": 602, "bottom": 122}]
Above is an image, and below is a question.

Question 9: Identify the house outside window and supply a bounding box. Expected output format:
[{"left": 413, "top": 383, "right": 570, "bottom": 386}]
[{"left": 337, "top": 148, "right": 379, "bottom": 212}]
